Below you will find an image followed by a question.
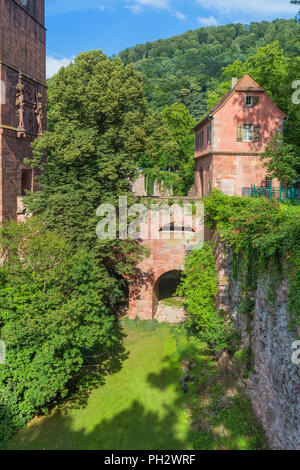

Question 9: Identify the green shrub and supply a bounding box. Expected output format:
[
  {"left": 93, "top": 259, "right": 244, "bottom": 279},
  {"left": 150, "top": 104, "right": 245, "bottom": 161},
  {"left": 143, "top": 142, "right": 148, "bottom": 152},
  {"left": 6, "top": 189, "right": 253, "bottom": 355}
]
[
  {"left": 0, "top": 219, "right": 116, "bottom": 448},
  {"left": 177, "top": 243, "right": 234, "bottom": 350},
  {"left": 124, "top": 317, "right": 159, "bottom": 331},
  {"left": 141, "top": 320, "right": 159, "bottom": 331},
  {"left": 204, "top": 190, "right": 300, "bottom": 331},
  {"left": 234, "top": 347, "right": 251, "bottom": 367}
]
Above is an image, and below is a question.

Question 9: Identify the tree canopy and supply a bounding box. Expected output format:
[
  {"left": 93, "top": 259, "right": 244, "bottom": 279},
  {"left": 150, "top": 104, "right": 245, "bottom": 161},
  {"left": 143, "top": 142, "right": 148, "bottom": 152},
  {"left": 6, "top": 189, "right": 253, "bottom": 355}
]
[
  {"left": 27, "top": 50, "right": 180, "bottom": 299},
  {"left": 261, "top": 134, "right": 300, "bottom": 185},
  {"left": 0, "top": 219, "right": 118, "bottom": 447},
  {"left": 207, "top": 42, "right": 300, "bottom": 181},
  {"left": 119, "top": 19, "right": 299, "bottom": 120}
]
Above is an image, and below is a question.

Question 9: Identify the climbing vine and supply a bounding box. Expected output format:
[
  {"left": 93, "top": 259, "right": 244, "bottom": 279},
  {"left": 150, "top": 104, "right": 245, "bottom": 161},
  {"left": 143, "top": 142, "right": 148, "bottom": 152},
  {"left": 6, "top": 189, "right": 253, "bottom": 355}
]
[
  {"left": 204, "top": 190, "right": 300, "bottom": 331},
  {"left": 177, "top": 242, "right": 236, "bottom": 350},
  {"left": 142, "top": 168, "right": 179, "bottom": 197}
]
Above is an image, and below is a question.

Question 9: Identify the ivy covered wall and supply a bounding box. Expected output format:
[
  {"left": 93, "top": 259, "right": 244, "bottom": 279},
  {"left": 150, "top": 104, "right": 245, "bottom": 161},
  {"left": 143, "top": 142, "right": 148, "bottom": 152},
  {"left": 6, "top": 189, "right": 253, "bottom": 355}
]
[{"left": 205, "top": 191, "right": 300, "bottom": 449}]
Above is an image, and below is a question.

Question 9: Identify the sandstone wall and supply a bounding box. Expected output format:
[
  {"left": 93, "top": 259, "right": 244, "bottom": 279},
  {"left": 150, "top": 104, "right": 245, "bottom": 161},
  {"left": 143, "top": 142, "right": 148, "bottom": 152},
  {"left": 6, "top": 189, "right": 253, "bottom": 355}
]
[
  {"left": 132, "top": 172, "right": 173, "bottom": 198},
  {"left": 0, "top": 0, "right": 46, "bottom": 221},
  {"left": 215, "top": 235, "right": 300, "bottom": 450},
  {"left": 128, "top": 208, "right": 206, "bottom": 321}
]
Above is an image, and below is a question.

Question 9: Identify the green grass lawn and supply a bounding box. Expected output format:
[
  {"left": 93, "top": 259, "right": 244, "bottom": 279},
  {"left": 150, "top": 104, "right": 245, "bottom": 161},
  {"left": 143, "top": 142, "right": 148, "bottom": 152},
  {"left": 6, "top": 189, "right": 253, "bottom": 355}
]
[
  {"left": 7, "top": 321, "right": 267, "bottom": 450},
  {"left": 8, "top": 322, "right": 191, "bottom": 450}
]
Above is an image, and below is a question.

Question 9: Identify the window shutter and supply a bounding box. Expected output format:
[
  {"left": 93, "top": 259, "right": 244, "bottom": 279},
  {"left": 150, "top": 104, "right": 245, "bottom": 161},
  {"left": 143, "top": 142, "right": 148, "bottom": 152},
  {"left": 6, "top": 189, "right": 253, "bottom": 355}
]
[
  {"left": 254, "top": 124, "right": 260, "bottom": 142},
  {"left": 253, "top": 96, "right": 260, "bottom": 106},
  {"left": 237, "top": 124, "right": 243, "bottom": 142}
]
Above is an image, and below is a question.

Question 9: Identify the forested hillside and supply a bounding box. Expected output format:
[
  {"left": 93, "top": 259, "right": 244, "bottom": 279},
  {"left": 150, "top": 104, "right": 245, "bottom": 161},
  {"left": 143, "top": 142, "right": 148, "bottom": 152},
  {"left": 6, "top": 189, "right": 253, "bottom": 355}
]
[{"left": 119, "top": 19, "right": 300, "bottom": 119}]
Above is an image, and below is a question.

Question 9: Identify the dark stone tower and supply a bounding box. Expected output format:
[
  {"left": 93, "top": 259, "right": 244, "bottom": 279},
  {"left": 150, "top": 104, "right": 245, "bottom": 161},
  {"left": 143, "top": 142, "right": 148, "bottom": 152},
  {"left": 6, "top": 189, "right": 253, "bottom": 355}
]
[{"left": 0, "top": 0, "right": 46, "bottom": 221}]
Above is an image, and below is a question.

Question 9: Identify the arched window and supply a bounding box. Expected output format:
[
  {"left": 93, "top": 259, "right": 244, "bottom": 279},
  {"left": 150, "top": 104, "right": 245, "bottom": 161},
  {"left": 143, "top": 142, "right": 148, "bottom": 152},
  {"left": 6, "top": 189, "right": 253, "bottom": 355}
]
[{"left": 159, "top": 222, "right": 195, "bottom": 232}]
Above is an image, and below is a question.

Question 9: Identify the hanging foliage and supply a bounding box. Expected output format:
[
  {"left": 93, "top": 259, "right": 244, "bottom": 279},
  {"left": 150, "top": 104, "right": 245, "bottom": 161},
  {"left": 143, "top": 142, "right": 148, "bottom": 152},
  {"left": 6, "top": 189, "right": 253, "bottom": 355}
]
[{"left": 142, "top": 168, "right": 180, "bottom": 197}]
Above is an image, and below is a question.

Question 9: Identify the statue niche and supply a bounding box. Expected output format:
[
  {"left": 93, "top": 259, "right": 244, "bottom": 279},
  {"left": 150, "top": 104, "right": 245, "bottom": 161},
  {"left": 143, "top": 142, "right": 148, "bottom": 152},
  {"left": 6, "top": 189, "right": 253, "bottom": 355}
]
[
  {"left": 15, "top": 73, "right": 44, "bottom": 136},
  {"left": 35, "top": 92, "right": 44, "bottom": 135},
  {"left": 15, "top": 73, "right": 25, "bottom": 136}
]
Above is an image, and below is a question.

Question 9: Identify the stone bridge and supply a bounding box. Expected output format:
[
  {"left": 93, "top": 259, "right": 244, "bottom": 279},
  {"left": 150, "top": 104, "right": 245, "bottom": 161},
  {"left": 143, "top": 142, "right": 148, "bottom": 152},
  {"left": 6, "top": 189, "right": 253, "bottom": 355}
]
[{"left": 128, "top": 197, "right": 207, "bottom": 321}]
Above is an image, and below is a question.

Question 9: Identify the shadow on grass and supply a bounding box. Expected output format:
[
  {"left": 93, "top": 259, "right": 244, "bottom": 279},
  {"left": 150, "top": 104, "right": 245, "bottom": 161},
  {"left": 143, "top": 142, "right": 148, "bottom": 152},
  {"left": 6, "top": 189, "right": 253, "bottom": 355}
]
[
  {"left": 10, "top": 345, "right": 190, "bottom": 450},
  {"left": 1, "top": 322, "right": 131, "bottom": 450},
  {"left": 7, "top": 326, "right": 267, "bottom": 450},
  {"left": 147, "top": 355, "right": 181, "bottom": 391},
  {"left": 15, "top": 399, "right": 188, "bottom": 450},
  {"left": 61, "top": 321, "right": 130, "bottom": 414},
  {"left": 8, "top": 325, "right": 191, "bottom": 450},
  {"left": 147, "top": 330, "right": 267, "bottom": 451}
]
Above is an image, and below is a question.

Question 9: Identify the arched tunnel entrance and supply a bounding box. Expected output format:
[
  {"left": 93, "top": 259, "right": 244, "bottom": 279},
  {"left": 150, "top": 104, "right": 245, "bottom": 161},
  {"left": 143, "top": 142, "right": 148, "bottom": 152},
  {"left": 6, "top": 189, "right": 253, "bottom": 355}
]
[
  {"left": 153, "top": 270, "right": 185, "bottom": 323},
  {"left": 127, "top": 201, "right": 205, "bottom": 321}
]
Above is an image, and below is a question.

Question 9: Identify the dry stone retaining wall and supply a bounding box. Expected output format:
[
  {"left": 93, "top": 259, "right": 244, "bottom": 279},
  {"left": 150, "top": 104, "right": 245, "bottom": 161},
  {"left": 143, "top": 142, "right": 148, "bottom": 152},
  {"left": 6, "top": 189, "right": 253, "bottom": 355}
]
[{"left": 214, "top": 234, "right": 300, "bottom": 450}]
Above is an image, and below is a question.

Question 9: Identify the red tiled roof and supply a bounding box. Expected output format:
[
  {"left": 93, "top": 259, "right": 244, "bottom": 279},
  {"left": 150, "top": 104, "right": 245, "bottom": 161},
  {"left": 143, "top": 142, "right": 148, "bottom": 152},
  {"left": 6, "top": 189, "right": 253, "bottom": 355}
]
[
  {"left": 194, "top": 75, "right": 266, "bottom": 130},
  {"left": 235, "top": 74, "right": 265, "bottom": 92},
  {"left": 209, "top": 90, "right": 232, "bottom": 115}
]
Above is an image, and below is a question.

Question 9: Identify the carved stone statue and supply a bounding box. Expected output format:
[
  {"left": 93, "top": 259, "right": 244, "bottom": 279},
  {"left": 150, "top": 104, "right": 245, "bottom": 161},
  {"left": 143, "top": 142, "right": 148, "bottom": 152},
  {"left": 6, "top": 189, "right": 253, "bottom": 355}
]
[
  {"left": 35, "top": 92, "right": 43, "bottom": 135},
  {"left": 15, "top": 72, "right": 25, "bottom": 131}
]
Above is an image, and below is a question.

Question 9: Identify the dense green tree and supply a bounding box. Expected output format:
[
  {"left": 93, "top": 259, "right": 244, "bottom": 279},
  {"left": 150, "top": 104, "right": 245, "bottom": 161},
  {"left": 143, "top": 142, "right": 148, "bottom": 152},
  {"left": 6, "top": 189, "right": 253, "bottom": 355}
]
[
  {"left": 162, "top": 103, "right": 196, "bottom": 166},
  {"left": 206, "top": 42, "right": 300, "bottom": 180},
  {"left": 119, "top": 20, "right": 300, "bottom": 119},
  {"left": 0, "top": 219, "right": 117, "bottom": 447},
  {"left": 136, "top": 110, "right": 179, "bottom": 169},
  {"left": 221, "top": 42, "right": 291, "bottom": 109},
  {"left": 161, "top": 103, "right": 196, "bottom": 194},
  {"left": 27, "top": 50, "right": 178, "bottom": 307},
  {"left": 261, "top": 134, "right": 300, "bottom": 185},
  {"left": 207, "top": 42, "right": 292, "bottom": 110}
]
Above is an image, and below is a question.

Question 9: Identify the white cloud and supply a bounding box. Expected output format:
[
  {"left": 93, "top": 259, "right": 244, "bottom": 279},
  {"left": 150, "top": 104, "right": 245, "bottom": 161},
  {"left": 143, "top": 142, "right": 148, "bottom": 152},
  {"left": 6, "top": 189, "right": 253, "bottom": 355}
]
[
  {"left": 196, "top": 0, "right": 298, "bottom": 17},
  {"left": 125, "top": 0, "right": 172, "bottom": 15},
  {"left": 45, "top": 0, "right": 298, "bottom": 24},
  {"left": 126, "top": 3, "right": 144, "bottom": 14},
  {"left": 131, "top": 0, "right": 170, "bottom": 8},
  {"left": 46, "top": 0, "right": 298, "bottom": 17},
  {"left": 125, "top": 0, "right": 170, "bottom": 13},
  {"left": 197, "top": 15, "right": 218, "bottom": 26},
  {"left": 174, "top": 11, "right": 187, "bottom": 20},
  {"left": 46, "top": 56, "right": 72, "bottom": 79}
]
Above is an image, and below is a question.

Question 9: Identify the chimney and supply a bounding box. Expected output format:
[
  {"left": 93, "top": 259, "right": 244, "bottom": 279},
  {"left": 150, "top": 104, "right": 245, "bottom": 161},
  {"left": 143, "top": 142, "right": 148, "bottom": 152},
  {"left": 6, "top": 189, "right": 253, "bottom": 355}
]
[{"left": 231, "top": 77, "right": 238, "bottom": 90}]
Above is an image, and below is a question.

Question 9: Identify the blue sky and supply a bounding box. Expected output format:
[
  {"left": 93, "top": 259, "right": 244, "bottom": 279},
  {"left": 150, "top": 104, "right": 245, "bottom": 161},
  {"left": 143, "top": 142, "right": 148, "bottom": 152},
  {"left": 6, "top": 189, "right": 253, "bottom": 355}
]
[{"left": 46, "top": 0, "right": 299, "bottom": 78}]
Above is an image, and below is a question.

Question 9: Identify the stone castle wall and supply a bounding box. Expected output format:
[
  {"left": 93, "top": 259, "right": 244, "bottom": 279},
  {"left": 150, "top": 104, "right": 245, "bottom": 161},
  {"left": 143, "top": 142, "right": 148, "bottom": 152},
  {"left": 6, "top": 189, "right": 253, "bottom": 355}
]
[
  {"left": 128, "top": 207, "right": 206, "bottom": 320},
  {"left": 0, "top": 0, "right": 46, "bottom": 222},
  {"left": 214, "top": 234, "right": 300, "bottom": 450}
]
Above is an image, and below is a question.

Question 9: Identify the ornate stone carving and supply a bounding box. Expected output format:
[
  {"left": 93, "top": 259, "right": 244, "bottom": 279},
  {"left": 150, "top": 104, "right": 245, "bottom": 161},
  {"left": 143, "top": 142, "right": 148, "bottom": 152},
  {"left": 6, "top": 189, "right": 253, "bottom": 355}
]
[
  {"left": 35, "top": 92, "right": 43, "bottom": 135},
  {"left": 15, "top": 72, "right": 25, "bottom": 136}
]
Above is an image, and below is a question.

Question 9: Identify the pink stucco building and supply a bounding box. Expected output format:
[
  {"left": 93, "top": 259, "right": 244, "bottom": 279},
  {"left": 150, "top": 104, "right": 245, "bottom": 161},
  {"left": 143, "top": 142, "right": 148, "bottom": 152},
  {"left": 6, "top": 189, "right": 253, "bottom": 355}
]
[{"left": 193, "top": 75, "right": 286, "bottom": 197}]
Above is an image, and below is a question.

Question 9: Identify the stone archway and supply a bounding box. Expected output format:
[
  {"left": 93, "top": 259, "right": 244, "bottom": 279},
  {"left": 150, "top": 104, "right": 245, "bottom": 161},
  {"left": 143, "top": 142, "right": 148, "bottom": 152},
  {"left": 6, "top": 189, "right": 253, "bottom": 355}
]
[
  {"left": 152, "top": 270, "right": 185, "bottom": 323},
  {"left": 128, "top": 201, "right": 205, "bottom": 321},
  {"left": 128, "top": 257, "right": 185, "bottom": 321}
]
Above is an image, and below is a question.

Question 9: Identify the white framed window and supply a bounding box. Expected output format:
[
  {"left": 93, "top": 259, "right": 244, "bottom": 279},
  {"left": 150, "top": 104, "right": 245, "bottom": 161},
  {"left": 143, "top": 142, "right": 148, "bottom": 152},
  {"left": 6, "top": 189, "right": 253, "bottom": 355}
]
[
  {"left": 243, "top": 124, "right": 254, "bottom": 142},
  {"left": 246, "top": 96, "right": 253, "bottom": 107},
  {"left": 245, "top": 95, "right": 260, "bottom": 107}
]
